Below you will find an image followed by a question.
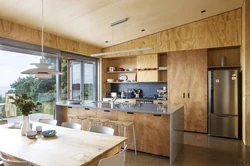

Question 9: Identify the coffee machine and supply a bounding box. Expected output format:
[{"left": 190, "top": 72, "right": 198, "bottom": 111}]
[{"left": 157, "top": 87, "right": 167, "bottom": 100}]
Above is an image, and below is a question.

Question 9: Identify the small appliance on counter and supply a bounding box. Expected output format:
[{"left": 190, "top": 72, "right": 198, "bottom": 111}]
[
  {"left": 111, "top": 92, "right": 120, "bottom": 98},
  {"left": 157, "top": 86, "right": 167, "bottom": 100},
  {"left": 126, "top": 88, "right": 135, "bottom": 98},
  {"left": 134, "top": 89, "right": 142, "bottom": 98}
]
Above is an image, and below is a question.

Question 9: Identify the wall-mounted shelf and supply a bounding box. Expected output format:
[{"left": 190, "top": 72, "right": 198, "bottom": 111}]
[
  {"left": 107, "top": 71, "right": 137, "bottom": 74},
  {"left": 208, "top": 65, "right": 241, "bottom": 69},
  {"left": 107, "top": 82, "right": 138, "bottom": 84},
  {"left": 106, "top": 81, "right": 167, "bottom": 84}
]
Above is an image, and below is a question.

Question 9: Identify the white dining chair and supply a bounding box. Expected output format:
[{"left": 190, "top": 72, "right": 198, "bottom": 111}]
[
  {"left": 38, "top": 119, "right": 57, "bottom": 126},
  {"left": 98, "top": 145, "right": 127, "bottom": 166},
  {"left": 0, "top": 120, "right": 7, "bottom": 125},
  {"left": 61, "top": 122, "right": 82, "bottom": 130},
  {"left": 0, "top": 153, "right": 31, "bottom": 166},
  {"left": 90, "top": 126, "right": 114, "bottom": 135}
]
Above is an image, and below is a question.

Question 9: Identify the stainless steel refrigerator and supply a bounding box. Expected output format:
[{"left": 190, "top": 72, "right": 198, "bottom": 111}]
[{"left": 208, "top": 70, "right": 238, "bottom": 138}]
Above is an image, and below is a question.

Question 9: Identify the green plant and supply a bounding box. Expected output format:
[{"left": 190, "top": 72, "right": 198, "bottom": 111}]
[{"left": 9, "top": 94, "right": 42, "bottom": 116}]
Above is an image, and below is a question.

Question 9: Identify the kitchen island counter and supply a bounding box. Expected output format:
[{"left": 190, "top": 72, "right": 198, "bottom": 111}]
[
  {"left": 56, "top": 101, "right": 178, "bottom": 115},
  {"left": 56, "top": 102, "right": 184, "bottom": 164}
]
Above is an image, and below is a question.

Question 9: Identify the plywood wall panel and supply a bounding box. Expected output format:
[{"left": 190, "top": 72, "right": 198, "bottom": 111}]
[
  {"left": 0, "top": 18, "right": 101, "bottom": 55},
  {"left": 102, "top": 9, "right": 241, "bottom": 58}
]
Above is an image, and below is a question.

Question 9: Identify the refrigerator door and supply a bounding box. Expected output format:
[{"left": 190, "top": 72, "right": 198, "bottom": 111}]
[
  {"left": 209, "top": 114, "right": 238, "bottom": 138},
  {"left": 213, "top": 70, "right": 238, "bottom": 115}
]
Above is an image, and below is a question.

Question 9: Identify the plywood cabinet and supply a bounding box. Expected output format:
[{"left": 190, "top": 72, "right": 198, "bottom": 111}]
[
  {"left": 117, "top": 111, "right": 170, "bottom": 156},
  {"left": 168, "top": 49, "right": 207, "bottom": 133},
  {"left": 137, "top": 54, "right": 158, "bottom": 82}
]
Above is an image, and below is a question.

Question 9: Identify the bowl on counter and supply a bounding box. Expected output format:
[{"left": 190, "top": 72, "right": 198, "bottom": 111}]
[
  {"left": 128, "top": 68, "right": 137, "bottom": 71},
  {"left": 42, "top": 130, "right": 57, "bottom": 137},
  {"left": 26, "top": 131, "right": 37, "bottom": 139}
]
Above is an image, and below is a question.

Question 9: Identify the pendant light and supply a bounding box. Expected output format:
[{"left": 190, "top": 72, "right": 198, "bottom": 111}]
[
  {"left": 21, "top": 0, "right": 61, "bottom": 80},
  {"left": 90, "top": 18, "right": 153, "bottom": 57}
]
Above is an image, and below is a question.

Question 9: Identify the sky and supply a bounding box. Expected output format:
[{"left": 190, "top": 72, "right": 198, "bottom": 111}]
[{"left": 0, "top": 50, "right": 41, "bottom": 96}]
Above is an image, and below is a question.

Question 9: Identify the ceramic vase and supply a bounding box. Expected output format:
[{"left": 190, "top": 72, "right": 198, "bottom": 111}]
[{"left": 21, "top": 115, "right": 31, "bottom": 136}]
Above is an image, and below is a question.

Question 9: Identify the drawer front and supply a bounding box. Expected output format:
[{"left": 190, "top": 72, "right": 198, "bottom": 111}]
[
  {"left": 209, "top": 114, "right": 238, "bottom": 138},
  {"left": 96, "top": 109, "right": 118, "bottom": 121}
]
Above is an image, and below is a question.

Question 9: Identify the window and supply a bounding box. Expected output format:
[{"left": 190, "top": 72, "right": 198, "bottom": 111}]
[
  {"left": 0, "top": 46, "right": 59, "bottom": 121},
  {"left": 70, "top": 60, "right": 96, "bottom": 101}
]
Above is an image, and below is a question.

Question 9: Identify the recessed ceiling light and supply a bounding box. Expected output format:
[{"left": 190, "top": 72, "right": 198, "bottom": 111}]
[
  {"left": 141, "top": 29, "right": 145, "bottom": 32},
  {"left": 201, "top": 10, "right": 206, "bottom": 13},
  {"left": 105, "top": 41, "right": 109, "bottom": 43}
]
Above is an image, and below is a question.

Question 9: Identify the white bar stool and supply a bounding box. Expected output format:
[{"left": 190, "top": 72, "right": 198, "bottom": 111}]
[
  {"left": 68, "top": 115, "right": 79, "bottom": 123},
  {"left": 109, "top": 120, "right": 137, "bottom": 157},
  {"left": 87, "top": 117, "right": 109, "bottom": 131},
  {"left": 77, "top": 115, "right": 88, "bottom": 130}
]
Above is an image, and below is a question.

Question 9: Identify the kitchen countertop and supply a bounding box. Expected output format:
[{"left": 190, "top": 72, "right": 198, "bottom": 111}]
[
  {"left": 56, "top": 101, "right": 181, "bottom": 115},
  {"left": 104, "top": 97, "right": 167, "bottom": 101}
]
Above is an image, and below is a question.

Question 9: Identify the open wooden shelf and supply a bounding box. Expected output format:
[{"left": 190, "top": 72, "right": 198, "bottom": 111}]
[
  {"left": 106, "top": 82, "right": 137, "bottom": 84},
  {"left": 107, "top": 71, "right": 137, "bottom": 74},
  {"left": 208, "top": 65, "right": 241, "bottom": 69}
]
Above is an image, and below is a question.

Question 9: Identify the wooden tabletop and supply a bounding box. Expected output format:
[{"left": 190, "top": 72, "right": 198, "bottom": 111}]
[{"left": 0, "top": 122, "right": 126, "bottom": 166}]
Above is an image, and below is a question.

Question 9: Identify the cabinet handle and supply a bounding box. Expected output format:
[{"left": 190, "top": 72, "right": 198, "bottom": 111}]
[
  {"left": 104, "top": 110, "right": 110, "bottom": 112},
  {"left": 108, "top": 100, "right": 111, "bottom": 102},
  {"left": 158, "top": 102, "right": 163, "bottom": 104},
  {"left": 153, "top": 114, "right": 161, "bottom": 117},
  {"left": 127, "top": 112, "right": 134, "bottom": 114},
  {"left": 84, "top": 108, "right": 90, "bottom": 110},
  {"left": 183, "top": 93, "right": 185, "bottom": 98},
  {"left": 125, "top": 101, "right": 129, "bottom": 103},
  {"left": 68, "top": 107, "right": 72, "bottom": 108},
  {"left": 188, "top": 93, "right": 190, "bottom": 98}
]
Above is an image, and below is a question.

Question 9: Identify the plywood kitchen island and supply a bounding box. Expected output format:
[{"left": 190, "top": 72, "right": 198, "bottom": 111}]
[{"left": 56, "top": 102, "right": 184, "bottom": 164}]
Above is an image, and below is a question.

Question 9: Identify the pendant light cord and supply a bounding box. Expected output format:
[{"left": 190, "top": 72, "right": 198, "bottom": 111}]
[{"left": 41, "top": 0, "right": 44, "bottom": 57}]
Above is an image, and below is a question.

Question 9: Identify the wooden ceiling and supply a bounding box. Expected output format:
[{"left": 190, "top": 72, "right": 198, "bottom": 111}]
[{"left": 0, "top": 0, "right": 244, "bottom": 48}]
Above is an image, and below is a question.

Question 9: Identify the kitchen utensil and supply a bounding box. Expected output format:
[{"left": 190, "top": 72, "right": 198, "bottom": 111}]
[{"left": 121, "top": 91, "right": 126, "bottom": 98}]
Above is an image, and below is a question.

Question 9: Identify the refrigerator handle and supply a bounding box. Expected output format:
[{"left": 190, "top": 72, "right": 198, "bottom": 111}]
[
  {"left": 183, "top": 93, "right": 185, "bottom": 98},
  {"left": 188, "top": 93, "right": 190, "bottom": 98}
]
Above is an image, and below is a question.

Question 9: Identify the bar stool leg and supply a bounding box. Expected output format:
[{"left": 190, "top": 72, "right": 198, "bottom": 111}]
[
  {"left": 132, "top": 124, "right": 137, "bottom": 155},
  {"left": 118, "top": 126, "right": 121, "bottom": 136},
  {"left": 88, "top": 120, "right": 92, "bottom": 131},
  {"left": 124, "top": 126, "right": 127, "bottom": 162}
]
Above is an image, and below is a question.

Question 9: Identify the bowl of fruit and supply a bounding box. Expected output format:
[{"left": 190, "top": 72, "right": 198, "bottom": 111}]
[{"left": 42, "top": 130, "right": 57, "bottom": 137}]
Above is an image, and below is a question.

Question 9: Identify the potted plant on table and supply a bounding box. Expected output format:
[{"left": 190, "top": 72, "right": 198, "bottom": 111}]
[{"left": 9, "top": 94, "right": 42, "bottom": 135}]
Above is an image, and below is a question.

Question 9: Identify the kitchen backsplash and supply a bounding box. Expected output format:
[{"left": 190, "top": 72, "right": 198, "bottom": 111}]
[{"left": 111, "top": 82, "right": 167, "bottom": 97}]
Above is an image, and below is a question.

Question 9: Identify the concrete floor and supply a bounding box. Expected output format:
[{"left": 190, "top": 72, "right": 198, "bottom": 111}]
[{"left": 125, "top": 132, "right": 250, "bottom": 166}]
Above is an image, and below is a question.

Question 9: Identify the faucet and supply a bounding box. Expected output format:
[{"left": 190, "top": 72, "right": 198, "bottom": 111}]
[
  {"left": 110, "top": 97, "right": 117, "bottom": 104},
  {"left": 109, "top": 97, "right": 117, "bottom": 108}
]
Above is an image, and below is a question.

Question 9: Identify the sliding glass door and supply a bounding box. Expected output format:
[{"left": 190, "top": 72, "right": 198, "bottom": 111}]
[{"left": 70, "top": 60, "right": 96, "bottom": 101}]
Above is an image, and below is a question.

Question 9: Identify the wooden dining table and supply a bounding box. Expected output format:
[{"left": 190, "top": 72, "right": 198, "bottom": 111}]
[{"left": 0, "top": 122, "right": 126, "bottom": 166}]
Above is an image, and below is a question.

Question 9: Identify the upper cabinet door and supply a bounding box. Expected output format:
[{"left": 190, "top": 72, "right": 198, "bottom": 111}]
[
  {"left": 137, "top": 54, "right": 158, "bottom": 82},
  {"left": 185, "top": 49, "right": 207, "bottom": 133}
]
